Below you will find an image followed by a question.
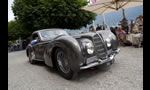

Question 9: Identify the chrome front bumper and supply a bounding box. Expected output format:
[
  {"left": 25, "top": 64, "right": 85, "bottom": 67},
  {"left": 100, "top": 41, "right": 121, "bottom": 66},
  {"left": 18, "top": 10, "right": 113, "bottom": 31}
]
[{"left": 80, "top": 48, "right": 120, "bottom": 69}]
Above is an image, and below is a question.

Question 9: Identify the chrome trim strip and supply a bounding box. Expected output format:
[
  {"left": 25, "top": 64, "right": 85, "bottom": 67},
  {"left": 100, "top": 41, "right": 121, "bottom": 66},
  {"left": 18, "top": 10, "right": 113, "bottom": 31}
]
[
  {"left": 95, "top": 44, "right": 103, "bottom": 47},
  {"left": 97, "top": 48, "right": 105, "bottom": 52},
  {"left": 80, "top": 62, "right": 99, "bottom": 69}
]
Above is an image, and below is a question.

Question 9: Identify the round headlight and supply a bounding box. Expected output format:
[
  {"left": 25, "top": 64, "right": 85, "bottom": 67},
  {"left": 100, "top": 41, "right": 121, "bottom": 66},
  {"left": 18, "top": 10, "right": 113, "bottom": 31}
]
[
  {"left": 107, "top": 43, "right": 111, "bottom": 47},
  {"left": 86, "top": 43, "right": 94, "bottom": 54},
  {"left": 106, "top": 38, "right": 111, "bottom": 47},
  {"left": 80, "top": 39, "right": 94, "bottom": 54}
]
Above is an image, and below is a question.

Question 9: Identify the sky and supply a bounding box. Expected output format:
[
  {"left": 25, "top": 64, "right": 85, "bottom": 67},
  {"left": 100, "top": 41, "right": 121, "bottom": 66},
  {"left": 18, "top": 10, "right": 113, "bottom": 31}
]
[{"left": 8, "top": 0, "right": 14, "bottom": 22}]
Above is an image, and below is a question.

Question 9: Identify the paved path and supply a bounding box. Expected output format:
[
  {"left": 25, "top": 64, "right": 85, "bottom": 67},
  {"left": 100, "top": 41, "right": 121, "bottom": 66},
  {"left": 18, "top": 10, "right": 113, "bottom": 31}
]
[{"left": 8, "top": 47, "right": 143, "bottom": 90}]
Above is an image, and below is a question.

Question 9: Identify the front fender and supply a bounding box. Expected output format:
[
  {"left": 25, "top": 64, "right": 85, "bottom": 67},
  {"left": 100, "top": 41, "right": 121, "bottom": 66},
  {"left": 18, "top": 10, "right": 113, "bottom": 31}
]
[
  {"left": 44, "top": 36, "right": 83, "bottom": 72},
  {"left": 26, "top": 44, "right": 32, "bottom": 57}
]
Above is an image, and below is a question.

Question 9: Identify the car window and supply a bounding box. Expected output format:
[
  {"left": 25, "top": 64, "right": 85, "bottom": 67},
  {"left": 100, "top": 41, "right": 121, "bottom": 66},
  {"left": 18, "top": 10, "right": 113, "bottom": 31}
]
[
  {"left": 32, "top": 33, "right": 40, "bottom": 40},
  {"left": 40, "top": 30, "right": 68, "bottom": 41},
  {"left": 30, "top": 33, "right": 40, "bottom": 44}
]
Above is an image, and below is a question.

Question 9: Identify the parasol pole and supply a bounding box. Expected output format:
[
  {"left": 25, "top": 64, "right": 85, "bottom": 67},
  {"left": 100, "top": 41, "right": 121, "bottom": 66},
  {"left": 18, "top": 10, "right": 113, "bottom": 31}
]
[
  {"left": 102, "top": 13, "right": 110, "bottom": 30},
  {"left": 92, "top": 20, "right": 96, "bottom": 31},
  {"left": 102, "top": 13, "right": 105, "bottom": 30},
  {"left": 102, "top": 13, "right": 106, "bottom": 25}
]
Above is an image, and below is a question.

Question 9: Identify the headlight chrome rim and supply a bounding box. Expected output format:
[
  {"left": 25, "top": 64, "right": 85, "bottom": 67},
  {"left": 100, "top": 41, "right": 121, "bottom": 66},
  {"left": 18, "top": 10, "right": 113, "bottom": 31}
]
[
  {"left": 86, "top": 43, "right": 94, "bottom": 54},
  {"left": 106, "top": 38, "right": 111, "bottom": 47},
  {"left": 80, "top": 39, "right": 95, "bottom": 55}
]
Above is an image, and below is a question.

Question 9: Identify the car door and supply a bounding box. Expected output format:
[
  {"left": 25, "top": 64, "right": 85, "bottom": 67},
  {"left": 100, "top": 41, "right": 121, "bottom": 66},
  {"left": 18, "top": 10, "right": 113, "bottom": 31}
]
[
  {"left": 31, "top": 32, "right": 44, "bottom": 60},
  {"left": 32, "top": 32, "right": 52, "bottom": 60},
  {"left": 32, "top": 42, "right": 43, "bottom": 60},
  {"left": 34, "top": 41, "right": 49, "bottom": 60}
]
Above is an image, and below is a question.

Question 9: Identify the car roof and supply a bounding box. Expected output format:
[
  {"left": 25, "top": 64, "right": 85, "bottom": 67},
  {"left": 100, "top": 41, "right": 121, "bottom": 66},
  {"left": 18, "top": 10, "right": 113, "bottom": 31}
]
[{"left": 32, "top": 28, "right": 64, "bottom": 34}]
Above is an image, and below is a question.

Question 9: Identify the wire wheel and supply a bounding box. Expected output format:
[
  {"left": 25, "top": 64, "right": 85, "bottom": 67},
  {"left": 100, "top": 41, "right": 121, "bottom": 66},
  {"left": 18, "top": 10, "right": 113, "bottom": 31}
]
[
  {"left": 28, "top": 49, "right": 36, "bottom": 64},
  {"left": 56, "top": 50, "right": 70, "bottom": 73}
]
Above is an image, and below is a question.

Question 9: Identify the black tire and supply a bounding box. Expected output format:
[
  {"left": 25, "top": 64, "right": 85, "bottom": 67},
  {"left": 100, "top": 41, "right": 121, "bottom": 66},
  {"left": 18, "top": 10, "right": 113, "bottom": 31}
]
[
  {"left": 28, "top": 49, "right": 36, "bottom": 64},
  {"left": 55, "top": 48, "right": 74, "bottom": 80}
]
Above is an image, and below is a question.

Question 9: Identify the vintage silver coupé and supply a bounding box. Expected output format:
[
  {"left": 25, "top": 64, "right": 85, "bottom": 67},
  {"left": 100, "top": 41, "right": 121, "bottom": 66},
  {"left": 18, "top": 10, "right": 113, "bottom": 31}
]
[{"left": 26, "top": 28, "right": 120, "bottom": 79}]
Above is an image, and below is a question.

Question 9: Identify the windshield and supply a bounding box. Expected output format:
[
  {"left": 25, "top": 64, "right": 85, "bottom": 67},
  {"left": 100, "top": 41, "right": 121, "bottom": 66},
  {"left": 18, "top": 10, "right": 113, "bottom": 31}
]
[{"left": 40, "top": 30, "right": 68, "bottom": 41}]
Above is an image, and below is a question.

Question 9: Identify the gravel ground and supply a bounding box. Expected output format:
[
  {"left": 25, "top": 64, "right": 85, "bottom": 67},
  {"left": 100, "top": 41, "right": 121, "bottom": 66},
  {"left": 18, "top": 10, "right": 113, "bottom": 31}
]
[{"left": 8, "top": 46, "right": 143, "bottom": 90}]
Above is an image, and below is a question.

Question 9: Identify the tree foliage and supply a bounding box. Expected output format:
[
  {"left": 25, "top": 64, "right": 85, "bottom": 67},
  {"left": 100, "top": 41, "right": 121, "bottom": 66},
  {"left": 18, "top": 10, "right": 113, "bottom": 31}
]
[
  {"left": 8, "top": 20, "right": 31, "bottom": 41},
  {"left": 12, "top": 0, "right": 96, "bottom": 31}
]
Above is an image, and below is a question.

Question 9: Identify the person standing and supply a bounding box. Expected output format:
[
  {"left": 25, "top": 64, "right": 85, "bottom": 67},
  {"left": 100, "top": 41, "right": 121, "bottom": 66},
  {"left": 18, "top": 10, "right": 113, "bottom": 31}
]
[
  {"left": 89, "top": 26, "right": 95, "bottom": 32},
  {"left": 129, "top": 19, "right": 135, "bottom": 33},
  {"left": 135, "top": 15, "right": 143, "bottom": 33},
  {"left": 110, "top": 27, "right": 117, "bottom": 37},
  {"left": 22, "top": 40, "right": 28, "bottom": 49},
  {"left": 116, "top": 27, "right": 126, "bottom": 46},
  {"left": 120, "top": 9, "right": 129, "bottom": 34},
  {"left": 96, "top": 24, "right": 102, "bottom": 31}
]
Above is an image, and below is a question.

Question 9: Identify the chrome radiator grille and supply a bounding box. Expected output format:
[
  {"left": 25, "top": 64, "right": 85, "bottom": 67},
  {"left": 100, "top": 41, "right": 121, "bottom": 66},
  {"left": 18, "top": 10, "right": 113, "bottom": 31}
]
[{"left": 93, "top": 34, "right": 107, "bottom": 60}]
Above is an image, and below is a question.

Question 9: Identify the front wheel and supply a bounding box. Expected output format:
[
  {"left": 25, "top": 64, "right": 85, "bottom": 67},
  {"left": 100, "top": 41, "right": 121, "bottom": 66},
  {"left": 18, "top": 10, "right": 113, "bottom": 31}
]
[
  {"left": 28, "top": 49, "right": 36, "bottom": 64},
  {"left": 55, "top": 48, "right": 75, "bottom": 80}
]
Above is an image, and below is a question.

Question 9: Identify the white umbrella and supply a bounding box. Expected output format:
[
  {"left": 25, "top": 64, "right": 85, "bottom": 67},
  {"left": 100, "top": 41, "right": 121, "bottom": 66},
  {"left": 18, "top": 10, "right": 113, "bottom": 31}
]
[
  {"left": 82, "top": 0, "right": 143, "bottom": 29},
  {"left": 82, "top": 0, "right": 143, "bottom": 14}
]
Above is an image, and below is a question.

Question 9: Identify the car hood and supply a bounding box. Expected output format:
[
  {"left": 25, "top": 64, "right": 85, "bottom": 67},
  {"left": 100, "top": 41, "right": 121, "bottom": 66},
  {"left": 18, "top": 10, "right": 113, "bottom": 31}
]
[
  {"left": 71, "top": 30, "right": 119, "bottom": 50},
  {"left": 71, "top": 30, "right": 114, "bottom": 39},
  {"left": 71, "top": 32, "right": 96, "bottom": 39}
]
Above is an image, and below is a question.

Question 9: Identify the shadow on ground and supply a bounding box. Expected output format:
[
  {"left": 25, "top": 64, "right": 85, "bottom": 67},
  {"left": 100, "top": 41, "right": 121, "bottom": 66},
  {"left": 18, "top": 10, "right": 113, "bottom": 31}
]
[
  {"left": 73, "top": 64, "right": 112, "bottom": 81},
  {"left": 27, "top": 60, "right": 112, "bottom": 81}
]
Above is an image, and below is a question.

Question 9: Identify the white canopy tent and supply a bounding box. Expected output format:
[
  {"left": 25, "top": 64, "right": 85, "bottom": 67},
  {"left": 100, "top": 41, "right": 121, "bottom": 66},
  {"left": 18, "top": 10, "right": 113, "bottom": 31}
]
[{"left": 82, "top": 0, "right": 143, "bottom": 30}]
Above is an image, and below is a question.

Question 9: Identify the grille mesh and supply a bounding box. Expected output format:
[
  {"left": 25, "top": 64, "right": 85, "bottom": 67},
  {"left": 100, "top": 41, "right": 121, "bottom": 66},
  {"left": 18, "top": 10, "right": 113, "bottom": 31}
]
[{"left": 93, "top": 34, "right": 107, "bottom": 59}]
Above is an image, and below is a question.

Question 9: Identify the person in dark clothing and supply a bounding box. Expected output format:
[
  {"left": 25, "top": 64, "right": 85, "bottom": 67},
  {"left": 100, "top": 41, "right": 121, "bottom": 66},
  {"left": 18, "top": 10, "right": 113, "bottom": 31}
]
[
  {"left": 89, "top": 26, "right": 95, "bottom": 32},
  {"left": 120, "top": 9, "right": 129, "bottom": 34},
  {"left": 110, "top": 27, "right": 117, "bottom": 36},
  {"left": 96, "top": 24, "right": 102, "bottom": 31},
  {"left": 22, "top": 40, "right": 28, "bottom": 49},
  {"left": 120, "top": 18, "right": 129, "bottom": 34}
]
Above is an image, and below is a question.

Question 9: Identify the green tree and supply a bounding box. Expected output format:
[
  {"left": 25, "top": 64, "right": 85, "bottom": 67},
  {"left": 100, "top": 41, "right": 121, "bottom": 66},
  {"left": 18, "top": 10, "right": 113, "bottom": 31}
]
[
  {"left": 8, "top": 20, "right": 31, "bottom": 41},
  {"left": 12, "top": 0, "right": 96, "bottom": 31}
]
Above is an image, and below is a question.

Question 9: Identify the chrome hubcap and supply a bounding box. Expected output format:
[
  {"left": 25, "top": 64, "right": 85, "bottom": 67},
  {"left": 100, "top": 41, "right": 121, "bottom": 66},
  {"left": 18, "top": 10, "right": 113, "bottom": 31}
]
[
  {"left": 29, "top": 51, "right": 35, "bottom": 61},
  {"left": 57, "top": 51, "right": 70, "bottom": 73}
]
